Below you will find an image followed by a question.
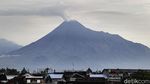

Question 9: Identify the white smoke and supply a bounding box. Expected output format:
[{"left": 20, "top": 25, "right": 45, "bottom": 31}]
[
  {"left": 60, "top": 12, "right": 70, "bottom": 21},
  {"left": 0, "top": 1, "right": 70, "bottom": 21}
]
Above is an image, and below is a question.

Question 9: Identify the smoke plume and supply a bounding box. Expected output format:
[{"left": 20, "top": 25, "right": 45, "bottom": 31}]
[{"left": 0, "top": 2, "right": 70, "bottom": 21}]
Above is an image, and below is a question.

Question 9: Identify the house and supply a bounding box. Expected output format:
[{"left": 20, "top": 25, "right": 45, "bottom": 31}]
[
  {"left": 102, "top": 69, "right": 150, "bottom": 76},
  {"left": 102, "top": 69, "right": 150, "bottom": 84},
  {"left": 23, "top": 73, "right": 44, "bottom": 84},
  {"left": 63, "top": 71, "right": 88, "bottom": 81},
  {"left": 89, "top": 74, "right": 107, "bottom": 79},
  {"left": 45, "top": 73, "right": 64, "bottom": 84},
  {"left": 6, "top": 75, "right": 17, "bottom": 80},
  {"left": 69, "top": 73, "right": 87, "bottom": 81},
  {"left": 88, "top": 74, "right": 108, "bottom": 84},
  {"left": 10, "top": 73, "right": 44, "bottom": 84},
  {"left": 62, "top": 71, "right": 87, "bottom": 84},
  {"left": 0, "top": 73, "right": 7, "bottom": 84},
  {"left": 6, "top": 75, "right": 17, "bottom": 84},
  {"left": 102, "top": 69, "right": 124, "bottom": 84},
  {"left": 63, "top": 71, "right": 107, "bottom": 84}
]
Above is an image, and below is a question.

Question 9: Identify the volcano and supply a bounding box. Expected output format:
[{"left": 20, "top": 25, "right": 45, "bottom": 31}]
[{"left": 1, "top": 20, "right": 150, "bottom": 70}]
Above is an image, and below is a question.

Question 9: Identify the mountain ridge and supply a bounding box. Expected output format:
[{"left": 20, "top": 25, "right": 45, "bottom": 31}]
[
  {"left": 1, "top": 20, "right": 150, "bottom": 70},
  {"left": 0, "top": 38, "right": 22, "bottom": 54}
]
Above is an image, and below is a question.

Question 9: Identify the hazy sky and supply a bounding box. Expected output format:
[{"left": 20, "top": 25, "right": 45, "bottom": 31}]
[{"left": 0, "top": 0, "right": 150, "bottom": 47}]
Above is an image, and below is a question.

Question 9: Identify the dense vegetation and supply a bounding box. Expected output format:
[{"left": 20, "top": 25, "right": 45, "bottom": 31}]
[
  {"left": 131, "top": 70, "right": 150, "bottom": 80},
  {"left": 0, "top": 68, "right": 19, "bottom": 75}
]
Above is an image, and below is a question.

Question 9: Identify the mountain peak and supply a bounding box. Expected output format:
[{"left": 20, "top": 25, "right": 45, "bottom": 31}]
[
  {"left": 46, "top": 20, "right": 89, "bottom": 37},
  {"left": 58, "top": 20, "right": 85, "bottom": 29},
  {"left": 63, "top": 20, "right": 81, "bottom": 24}
]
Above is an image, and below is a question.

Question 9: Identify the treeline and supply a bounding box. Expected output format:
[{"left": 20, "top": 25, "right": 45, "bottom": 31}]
[
  {"left": 0, "top": 67, "right": 99, "bottom": 76},
  {"left": 0, "top": 68, "right": 19, "bottom": 75},
  {"left": 131, "top": 70, "right": 150, "bottom": 80},
  {"left": 0, "top": 67, "right": 53, "bottom": 75}
]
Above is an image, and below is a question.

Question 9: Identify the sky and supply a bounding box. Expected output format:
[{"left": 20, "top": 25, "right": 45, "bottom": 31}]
[{"left": 0, "top": 0, "right": 150, "bottom": 47}]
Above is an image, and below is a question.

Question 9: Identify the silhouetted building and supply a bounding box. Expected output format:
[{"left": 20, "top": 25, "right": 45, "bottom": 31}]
[
  {"left": 0, "top": 73, "right": 7, "bottom": 84},
  {"left": 45, "top": 73, "right": 64, "bottom": 84}
]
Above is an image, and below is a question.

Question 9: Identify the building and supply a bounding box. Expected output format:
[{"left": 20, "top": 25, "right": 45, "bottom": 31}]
[
  {"left": 6, "top": 75, "right": 17, "bottom": 84},
  {"left": 0, "top": 73, "right": 7, "bottom": 84},
  {"left": 63, "top": 71, "right": 107, "bottom": 84},
  {"left": 88, "top": 74, "right": 108, "bottom": 84},
  {"left": 23, "top": 73, "right": 44, "bottom": 84},
  {"left": 102, "top": 69, "right": 150, "bottom": 84},
  {"left": 45, "top": 73, "right": 64, "bottom": 84},
  {"left": 10, "top": 73, "right": 44, "bottom": 84}
]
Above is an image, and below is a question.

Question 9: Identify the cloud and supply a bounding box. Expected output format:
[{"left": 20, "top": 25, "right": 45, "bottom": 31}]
[
  {"left": 0, "top": 1, "right": 70, "bottom": 21},
  {"left": 0, "top": 0, "right": 149, "bottom": 47},
  {"left": 84, "top": 10, "right": 131, "bottom": 16},
  {"left": 0, "top": 54, "right": 20, "bottom": 58}
]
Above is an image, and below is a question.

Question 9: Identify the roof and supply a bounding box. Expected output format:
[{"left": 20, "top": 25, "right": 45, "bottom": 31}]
[
  {"left": 48, "top": 74, "right": 63, "bottom": 79},
  {"left": 26, "top": 76, "right": 43, "bottom": 79},
  {"left": 71, "top": 73, "right": 85, "bottom": 78},
  {"left": 23, "top": 73, "right": 31, "bottom": 77},
  {"left": 23, "top": 73, "right": 43, "bottom": 79},
  {"left": 102, "top": 69, "right": 150, "bottom": 73},
  {"left": 89, "top": 74, "right": 108, "bottom": 79},
  {"left": 6, "top": 75, "right": 17, "bottom": 80}
]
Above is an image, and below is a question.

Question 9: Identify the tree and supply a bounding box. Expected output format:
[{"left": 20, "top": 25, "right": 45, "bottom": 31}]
[
  {"left": 21, "top": 67, "right": 28, "bottom": 75},
  {"left": 131, "top": 70, "right": 150, "bottom": 80},
  {"left": 0, "top": 68, "right": 19, "bottom": 75},
  {"left": 7, "top": 68, "right": 19, "bottom": 75},
  {"left": 86, "top": 68, "right": 92, "bottom": 74}
]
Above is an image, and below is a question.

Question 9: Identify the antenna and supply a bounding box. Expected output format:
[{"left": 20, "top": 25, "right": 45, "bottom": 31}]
[{"left": 72, "top": 62, "right": 75, "bottom": 71}]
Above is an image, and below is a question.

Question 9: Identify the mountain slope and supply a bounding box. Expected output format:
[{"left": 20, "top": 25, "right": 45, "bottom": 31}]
[
  {"left": 1, "top": 20, "right": 150, "bottom": 70},
  {"left": 0, "top": 39, "right": 22, "bottom": 54}
]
